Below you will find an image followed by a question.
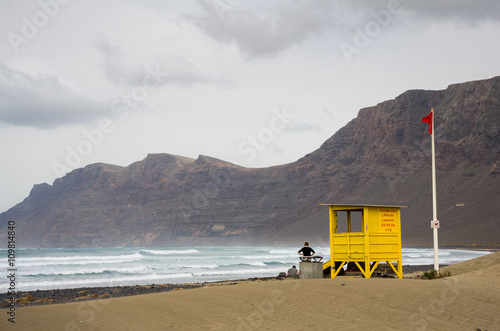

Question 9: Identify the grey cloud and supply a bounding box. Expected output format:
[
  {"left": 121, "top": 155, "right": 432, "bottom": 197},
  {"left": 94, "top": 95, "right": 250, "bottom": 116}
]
[
  {"left": 192, "top": 0, "right": 500, "bottom": 59},
  {"left": 321, "top": 0, "right": 500, "bottom": 24},
  {"left": 270, "top": 142, "right": 284, "bottom": 155},
  {"left": 284, "top": 122, "right": 322, "bottom": 133},
  {"left": 94, "top": 34, "right": 215, "bottom": 88},
  {"left": 398, "top": 0, "right": 500, "bottom": 25},
  {"left": 0, "top": 62, "right": 105, "bottom": 128},
  {"left": 193, "top": 0, "right": 338, "bottom": 59},
  {"left": 330, "top": 0, "right": 500, "bottom": 28},
  {"left": 94, "top": 35, "right": 131, "bottom": 86}
]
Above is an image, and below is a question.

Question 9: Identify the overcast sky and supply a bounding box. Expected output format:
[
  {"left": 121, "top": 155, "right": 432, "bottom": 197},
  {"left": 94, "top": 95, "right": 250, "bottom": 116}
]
[{"left": 1, "top": 0, "right": 499, "bottom": 212}]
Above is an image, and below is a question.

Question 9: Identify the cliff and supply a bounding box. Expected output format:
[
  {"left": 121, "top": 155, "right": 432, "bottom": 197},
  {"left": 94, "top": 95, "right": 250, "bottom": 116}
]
[{"left": 1, "top": 76, "right": 499, "bottom": 247}]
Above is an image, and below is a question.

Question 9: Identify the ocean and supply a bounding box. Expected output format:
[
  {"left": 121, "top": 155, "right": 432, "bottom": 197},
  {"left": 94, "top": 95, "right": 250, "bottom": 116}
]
[{"left": 2, "top": 247, "right": 493, "bottom": 292}]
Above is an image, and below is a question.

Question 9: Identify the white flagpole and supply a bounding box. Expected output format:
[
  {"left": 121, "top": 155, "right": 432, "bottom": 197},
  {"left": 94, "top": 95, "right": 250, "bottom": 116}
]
[{"left": 430, "top": 107, "right": 439, "bottom": 272}]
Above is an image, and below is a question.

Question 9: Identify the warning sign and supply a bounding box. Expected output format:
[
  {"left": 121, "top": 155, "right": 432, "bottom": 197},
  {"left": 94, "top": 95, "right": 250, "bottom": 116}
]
[{"left": 379, "top": 208, "right": 397, "bottom": 232}]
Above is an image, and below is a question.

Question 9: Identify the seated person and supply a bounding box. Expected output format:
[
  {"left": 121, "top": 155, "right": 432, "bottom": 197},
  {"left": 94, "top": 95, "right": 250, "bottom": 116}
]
[
  {"left": 298, "top": 242, "right": 315, "bottom": 261},
  {"left": 287, "top": 265, "right": 299, "bottom": 278}
]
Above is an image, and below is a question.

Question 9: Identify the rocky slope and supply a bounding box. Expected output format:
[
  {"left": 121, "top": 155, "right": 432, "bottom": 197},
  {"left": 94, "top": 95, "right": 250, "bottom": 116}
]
[{"left": 1, "top": 77, "right": 499, "bottom": 248}]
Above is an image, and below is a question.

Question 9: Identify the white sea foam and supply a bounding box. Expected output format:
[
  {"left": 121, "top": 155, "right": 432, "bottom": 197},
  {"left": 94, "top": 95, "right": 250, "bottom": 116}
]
[
  {"left": 24, "top": 265, "right": 149, "bottom": 277},
  {"left": 247, "top": 262, "right": 267, "bottom": 266},
  {"left": 16, "top": 252, "right": 144, "bottom": 267},
  {"left": 192, "top": 267, "right": 284, "bottom": 277},
  {"left": 240, "top": 254, "right": 294, "bottom": 260},
  {"left": 269, "top": 249, "right": 295, "bottom": 254},
  {"left": 181, "top": 264, "right": 219, "bottom": 269},
  {"left": 140, "top": 249, "right": 200, "bottom": 255}
]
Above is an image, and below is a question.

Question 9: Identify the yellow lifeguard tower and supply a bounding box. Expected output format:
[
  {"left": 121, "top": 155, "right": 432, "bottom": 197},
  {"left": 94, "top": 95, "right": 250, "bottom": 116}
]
[{"left": 321, "top": 204, "right": 406, "bottom": 279}]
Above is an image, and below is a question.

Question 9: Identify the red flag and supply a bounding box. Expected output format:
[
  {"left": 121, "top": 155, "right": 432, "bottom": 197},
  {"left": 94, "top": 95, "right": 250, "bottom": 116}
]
[{"left": 421, "top": 111, "right": 433, "bottom": 134}]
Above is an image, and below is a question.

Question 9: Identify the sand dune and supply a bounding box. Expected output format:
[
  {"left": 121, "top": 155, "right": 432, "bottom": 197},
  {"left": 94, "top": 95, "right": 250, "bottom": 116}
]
[{"left": 3, "top": 252, "right": 499, "bottom": 330}]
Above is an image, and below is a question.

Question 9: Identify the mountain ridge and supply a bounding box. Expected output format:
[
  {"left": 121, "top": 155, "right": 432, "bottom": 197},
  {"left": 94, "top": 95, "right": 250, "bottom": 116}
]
[{"left": 1, "top": 76, "right": 499, "bottom": 248}]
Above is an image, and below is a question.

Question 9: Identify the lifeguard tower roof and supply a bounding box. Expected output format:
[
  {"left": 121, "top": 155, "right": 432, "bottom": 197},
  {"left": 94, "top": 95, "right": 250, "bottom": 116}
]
[{"left": 320, "top": 204, "right": 407, "bottom": 208}]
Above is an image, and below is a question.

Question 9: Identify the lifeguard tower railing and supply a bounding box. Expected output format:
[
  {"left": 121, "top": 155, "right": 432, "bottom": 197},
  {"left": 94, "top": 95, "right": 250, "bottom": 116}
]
[{"left": 321, "top": 204, "right": 406, "bottom": 279}]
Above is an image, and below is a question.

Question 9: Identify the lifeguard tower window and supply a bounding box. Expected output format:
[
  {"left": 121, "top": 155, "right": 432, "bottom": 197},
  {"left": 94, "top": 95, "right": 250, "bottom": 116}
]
[{"left": 335, "top": 210, "right": 363, "bottom": 233}]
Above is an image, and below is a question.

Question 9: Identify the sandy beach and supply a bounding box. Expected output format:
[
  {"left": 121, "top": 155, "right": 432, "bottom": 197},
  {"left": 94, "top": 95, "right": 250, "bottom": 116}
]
[{"left": 2, "top": 252, "right": 499, "bottom": 330}]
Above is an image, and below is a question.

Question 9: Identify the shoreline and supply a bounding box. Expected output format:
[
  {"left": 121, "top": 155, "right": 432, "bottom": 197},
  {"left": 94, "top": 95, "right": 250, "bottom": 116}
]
[{"left": 0, "top": 264, "right": 442, "bottom": 308}]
